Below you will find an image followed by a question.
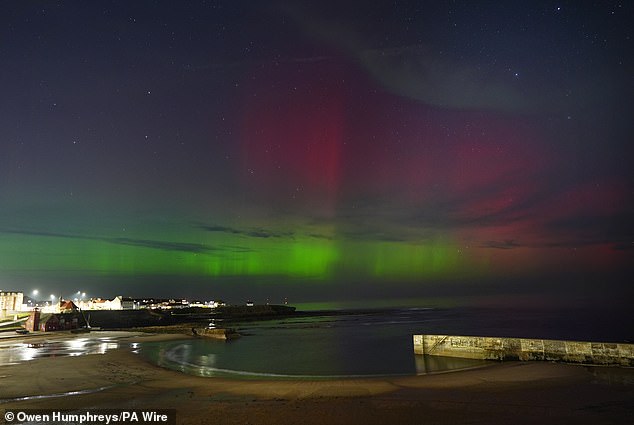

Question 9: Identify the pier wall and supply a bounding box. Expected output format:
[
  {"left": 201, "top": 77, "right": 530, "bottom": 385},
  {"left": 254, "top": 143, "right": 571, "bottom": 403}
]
[{"left": 413, "top": 334, "right": 634, "bottom": 366}]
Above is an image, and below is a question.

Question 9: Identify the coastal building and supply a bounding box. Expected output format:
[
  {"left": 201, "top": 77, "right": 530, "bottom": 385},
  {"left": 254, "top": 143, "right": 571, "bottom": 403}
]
[
  {"left": 120, "top": 297, "right": 136, "bottom": 309},
  {"left": 84, "top": 298, "right": 111, "bottom": 310},
  {"left": 0, "top": 291, "right": 24, "bottom": 317},
  {"left": 58, "top": 300, "right": 78, "bottom": 313},
  {"left": 57, "top": 313, "right": 80, "bottom": 330},
  {"left": 139, "top": 298, "right": 189, "bottom": 309},
  {"left": 25, "top": 309, "right": 81, "bottom": 332},
  {"left": 40, "top": 299, "right": 79, "bottom": 314},
  {"left": 25, "top": 309, "right": 40, "bottom": 331},
  {"left": 207, "top": 300, "right": 226, "bottom": 308},
  {"left": 37, "top": 313, "right": 61, "bottom": 332},
  {"left": 77, "top": 296, "right": 139, "bottom": 310},
  {"left": 25, "top": 310, "right": 60, "bottom": 332}
]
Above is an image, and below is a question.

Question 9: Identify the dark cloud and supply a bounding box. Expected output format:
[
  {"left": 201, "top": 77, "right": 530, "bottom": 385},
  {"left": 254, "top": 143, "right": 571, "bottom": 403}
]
[
  {"left": 613, "top": 242, "right": 634, "bottom": 251},
  {"left": 481, "top": 240, "right": 521, "bottom": 250},
  {"left": 0, "top": 228, "right": 213, "bottom": 254},
  {"left": 197, "top": 224, "right": 294, "bottom": 239},
  {"left": 307, "top": 233, "right": 333, "bottom": 240},
  {"left": 246, "top": 230, "right": 274, "bottom": 238},
  {"left": 198, "top": 225, "right": 242, "bottom": 234},
  {"left": 110, "top": 238, "right": 211, "bottom": 253},
  {"left": 226, "top": 246, "right": 255, "bottom": 253},
  {"left": 541, "top": 213, "right": 634, "bottom": 250}
]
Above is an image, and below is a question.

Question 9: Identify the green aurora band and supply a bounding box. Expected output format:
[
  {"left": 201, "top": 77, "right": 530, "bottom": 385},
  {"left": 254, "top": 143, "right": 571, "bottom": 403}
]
[{"left": 0, "top": 230, "right": 487, "bottom": 281}]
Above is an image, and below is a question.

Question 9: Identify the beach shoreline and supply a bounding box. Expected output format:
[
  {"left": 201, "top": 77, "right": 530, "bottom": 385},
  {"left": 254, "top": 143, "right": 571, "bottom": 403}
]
[{"left": 1, "top": 331, "right": 633, "bottom": 424}]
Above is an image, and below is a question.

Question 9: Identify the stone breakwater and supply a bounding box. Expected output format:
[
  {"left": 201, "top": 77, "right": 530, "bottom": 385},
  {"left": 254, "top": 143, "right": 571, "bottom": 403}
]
[{"left": 413, "top": 334, "right": 634, "bottom": 366}]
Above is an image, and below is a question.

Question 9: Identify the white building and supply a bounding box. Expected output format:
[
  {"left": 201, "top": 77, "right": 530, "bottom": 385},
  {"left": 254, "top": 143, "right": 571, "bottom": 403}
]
[
  {"left": 0, "top": 291, "right": 24, "bottom": 317},
  {"left": 77, "top": 295, "right": 137, "bottom": 310}
]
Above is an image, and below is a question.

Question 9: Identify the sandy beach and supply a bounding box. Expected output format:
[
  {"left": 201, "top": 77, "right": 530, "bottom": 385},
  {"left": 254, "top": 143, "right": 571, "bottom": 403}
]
[{"left": 1, "top": 332, "right": 632, "bottom": 425}]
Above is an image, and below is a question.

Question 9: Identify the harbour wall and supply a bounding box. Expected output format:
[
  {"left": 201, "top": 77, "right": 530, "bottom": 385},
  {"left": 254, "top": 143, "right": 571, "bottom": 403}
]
[{"left": 413, "top": 334, "right": 634, "bottom": 366}]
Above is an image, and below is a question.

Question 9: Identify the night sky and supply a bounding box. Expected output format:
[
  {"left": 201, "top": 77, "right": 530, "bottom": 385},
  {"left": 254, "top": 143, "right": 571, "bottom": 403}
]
[{"left": 1, "top": 1, "right": 632, "bottom": 309}]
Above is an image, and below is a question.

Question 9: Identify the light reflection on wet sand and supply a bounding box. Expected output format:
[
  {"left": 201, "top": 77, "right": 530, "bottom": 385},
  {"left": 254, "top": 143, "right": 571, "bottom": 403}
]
[{"left": 0, "top": 332, "right": 135, "bottom": 365}]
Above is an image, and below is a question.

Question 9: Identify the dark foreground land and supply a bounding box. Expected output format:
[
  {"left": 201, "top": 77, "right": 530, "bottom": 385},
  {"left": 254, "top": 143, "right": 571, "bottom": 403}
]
[
  {"left": 1, "top": 332, "right": 632, "bottom": 425},
  {"left": 26, "top": 304, "right": 299, "bottom": 330}
]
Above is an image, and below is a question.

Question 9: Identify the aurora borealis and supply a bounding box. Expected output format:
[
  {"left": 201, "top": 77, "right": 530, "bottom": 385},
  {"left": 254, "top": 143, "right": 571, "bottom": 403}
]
[{"left": 1, "top": 1, "right": 632, "bottom": 308}]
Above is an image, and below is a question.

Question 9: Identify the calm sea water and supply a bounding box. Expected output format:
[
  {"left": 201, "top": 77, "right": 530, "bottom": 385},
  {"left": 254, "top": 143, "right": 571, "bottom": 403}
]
[
  {"left": 1, "top": 307, "right": 628, "bottom": 377},
  {"left": 139, "top": 306, "right": 632, "bottom": 379}
]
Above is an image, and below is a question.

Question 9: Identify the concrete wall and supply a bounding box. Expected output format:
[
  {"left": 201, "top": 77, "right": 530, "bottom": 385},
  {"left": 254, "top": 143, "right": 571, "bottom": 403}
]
[{"left": 413, "top": 334, "right": 634, "bottom": 366}]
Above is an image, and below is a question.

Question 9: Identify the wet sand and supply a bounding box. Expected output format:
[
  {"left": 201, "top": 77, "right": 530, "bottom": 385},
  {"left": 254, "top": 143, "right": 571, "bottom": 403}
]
[{"left": 1, "top": 332, "right": 632, "bottom": 425}]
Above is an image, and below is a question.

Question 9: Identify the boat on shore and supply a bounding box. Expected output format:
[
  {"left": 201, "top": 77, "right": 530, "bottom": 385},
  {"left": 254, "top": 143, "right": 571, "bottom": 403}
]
[{"left": 192, "top": 327, "right": 241, "bottom": 340}]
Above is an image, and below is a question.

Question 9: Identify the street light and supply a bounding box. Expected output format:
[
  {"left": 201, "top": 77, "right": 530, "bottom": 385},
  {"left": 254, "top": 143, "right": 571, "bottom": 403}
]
[{"left": 32, "top": 289, "right": 39, "bottom": 296}]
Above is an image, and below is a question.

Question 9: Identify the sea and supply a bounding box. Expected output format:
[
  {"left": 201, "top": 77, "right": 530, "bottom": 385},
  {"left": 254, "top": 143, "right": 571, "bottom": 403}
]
[
  {"left": 139, "top": 306, "right": 633, "bottom": 379},
  {"left": 1, "top": 307, "right": 630, "bottom": 378}
]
